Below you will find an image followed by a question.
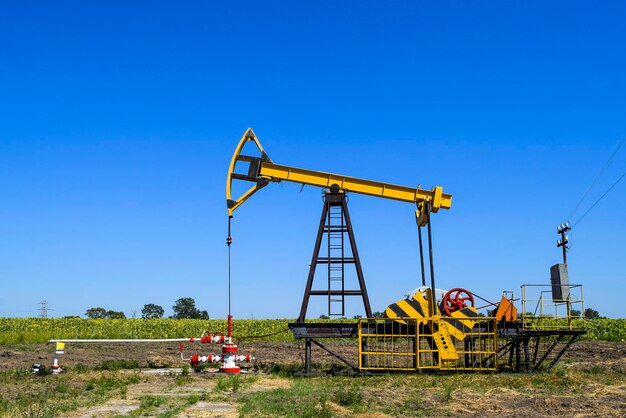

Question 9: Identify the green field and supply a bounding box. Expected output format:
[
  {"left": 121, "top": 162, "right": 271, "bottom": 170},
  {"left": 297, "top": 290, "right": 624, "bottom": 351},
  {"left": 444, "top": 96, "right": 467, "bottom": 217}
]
[{"left": 1, "top": 317, "right": 625, "bottom": 344}]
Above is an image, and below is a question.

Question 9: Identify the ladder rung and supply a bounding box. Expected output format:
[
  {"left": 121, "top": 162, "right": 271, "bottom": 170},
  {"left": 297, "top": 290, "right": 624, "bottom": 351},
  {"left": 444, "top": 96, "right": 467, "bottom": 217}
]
[
  {"left": 309, "top": 290, "right": 363, "bottom": 295},
  {"left": 316, "top": 258, "right": 355, "bottom": 264}
]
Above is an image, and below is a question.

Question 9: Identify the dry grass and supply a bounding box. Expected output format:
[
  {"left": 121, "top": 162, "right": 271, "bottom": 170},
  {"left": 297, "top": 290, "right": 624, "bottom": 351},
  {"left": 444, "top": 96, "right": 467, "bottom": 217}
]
[{"left": 1, "top": 341, "right": 625, "bottom": 417}]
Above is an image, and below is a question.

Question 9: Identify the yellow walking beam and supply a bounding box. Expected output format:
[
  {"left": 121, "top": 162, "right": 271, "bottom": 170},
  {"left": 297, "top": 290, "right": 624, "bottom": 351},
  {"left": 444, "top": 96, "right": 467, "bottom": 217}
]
[
  {"left": 259, "top": 162, "right": 451, "bottom": 208},
  {"left": 227, "top": 128, "right": 452, "bottom": 224}
]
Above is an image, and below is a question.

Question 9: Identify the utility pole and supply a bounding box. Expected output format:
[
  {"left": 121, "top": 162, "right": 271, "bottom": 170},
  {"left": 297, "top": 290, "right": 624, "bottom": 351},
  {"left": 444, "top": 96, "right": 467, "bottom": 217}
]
[
  {"left": 556, "top": 222, "right": 571, "bottom": 265},
  {"left": 555, "top": 222, "right": 572, "bottom": 320}
]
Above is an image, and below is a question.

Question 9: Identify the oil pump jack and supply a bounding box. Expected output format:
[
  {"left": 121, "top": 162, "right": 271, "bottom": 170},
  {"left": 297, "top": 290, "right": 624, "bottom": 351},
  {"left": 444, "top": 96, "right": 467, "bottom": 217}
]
[{"left": 227, "top": 129, "right": 585, "bottom": 375}]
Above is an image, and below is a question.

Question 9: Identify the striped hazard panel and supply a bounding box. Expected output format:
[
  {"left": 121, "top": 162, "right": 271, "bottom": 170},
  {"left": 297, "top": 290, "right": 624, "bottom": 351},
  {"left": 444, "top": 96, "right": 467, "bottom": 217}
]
[
  {"left": 384, "top": 291, "right": 459, "bottom": 364},
  {"left": 446, "top": 307, "right": 478, "bottom": 342},
  {"left": 384, "top": 292, "right": 428, "bottom": 323},
  {"left": 384, "top": 292, "right": 478, "bottom": 342}
]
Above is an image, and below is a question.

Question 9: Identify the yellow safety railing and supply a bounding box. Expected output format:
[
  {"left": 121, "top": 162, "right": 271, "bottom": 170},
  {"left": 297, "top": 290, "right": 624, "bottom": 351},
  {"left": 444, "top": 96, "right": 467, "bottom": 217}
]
[
  {"left": 358, "top": 317, "right": 497, "bottom": 371},
  {"left": 521, "top": 284, "right": 585, "bottom": 330}
]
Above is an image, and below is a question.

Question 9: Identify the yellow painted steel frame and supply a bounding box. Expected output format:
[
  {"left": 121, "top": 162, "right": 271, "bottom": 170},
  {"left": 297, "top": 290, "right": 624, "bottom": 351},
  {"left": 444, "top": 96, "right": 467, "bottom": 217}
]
[
  {"left": 384, "top": 289, "right": 482, "bottom": 366},
  {"left": 227, "top": 128, "right": 452, "bottom": 223},
  {"left": 226, "top": 129, "right": 273, "bottom": 217},
  {"left": 358, "top": 317, "right": 497, "bottom": 371}
]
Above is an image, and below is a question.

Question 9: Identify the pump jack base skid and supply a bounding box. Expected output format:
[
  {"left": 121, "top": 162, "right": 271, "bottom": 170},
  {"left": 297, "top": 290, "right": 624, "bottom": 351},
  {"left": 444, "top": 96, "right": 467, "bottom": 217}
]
[
  {"left": 288, "top": 322, "right": 584, "bottom": 375},
  {"left": 289, "top": 322, "right": 360, "bottom": 376},
  {"left": 289, "top": 322, "right": 358, "bottom": 339},
  {"left": 497, "top": 326, "right": 585, "bottom": 373}
]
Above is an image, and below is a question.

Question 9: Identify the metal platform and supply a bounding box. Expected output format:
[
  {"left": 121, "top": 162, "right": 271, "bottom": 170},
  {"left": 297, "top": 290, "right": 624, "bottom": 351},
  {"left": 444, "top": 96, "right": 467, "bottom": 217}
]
[
  {"left": 288, "top": 319, "right": 585, "bottom": 375},
  {"left": 497, "top": 328, "right": 585, "bottom": 373},
  {"left": 288, "top": 322, "right": 358, "bottom": 339}
]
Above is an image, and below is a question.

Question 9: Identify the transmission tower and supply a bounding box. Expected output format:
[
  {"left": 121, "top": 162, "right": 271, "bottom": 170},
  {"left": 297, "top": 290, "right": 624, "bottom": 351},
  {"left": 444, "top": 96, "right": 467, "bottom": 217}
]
[{"left": 38, "top": 301, "right": 53, "bottom": 318}]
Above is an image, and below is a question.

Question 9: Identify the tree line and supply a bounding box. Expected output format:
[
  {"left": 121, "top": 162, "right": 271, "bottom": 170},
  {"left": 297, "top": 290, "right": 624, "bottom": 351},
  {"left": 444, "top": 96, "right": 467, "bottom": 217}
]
[{"left": 83, "top": 297, "right": 209, "bottom": 319}]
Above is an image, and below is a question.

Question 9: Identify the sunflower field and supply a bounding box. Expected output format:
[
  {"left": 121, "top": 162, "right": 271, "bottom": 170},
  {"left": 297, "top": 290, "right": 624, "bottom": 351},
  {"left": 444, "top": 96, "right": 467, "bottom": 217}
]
[
  {"left": 0, "top": 318, "right": 297, "bottom": 344},
  {"left": 0, "top": 317, "right": 624, "bottom": 344}
]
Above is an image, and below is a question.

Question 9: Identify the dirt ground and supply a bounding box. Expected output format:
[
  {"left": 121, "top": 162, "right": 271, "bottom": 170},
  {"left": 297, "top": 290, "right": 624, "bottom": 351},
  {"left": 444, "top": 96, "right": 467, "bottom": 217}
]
[
  {"left": 1, "top": 340, "right": 625, "bottom": 417},
  {"left": 2, "top": 340, "right": 625, "bottom": 372},
  {"left": 1, "top": 340, "right": 331, "bottom": 372}
]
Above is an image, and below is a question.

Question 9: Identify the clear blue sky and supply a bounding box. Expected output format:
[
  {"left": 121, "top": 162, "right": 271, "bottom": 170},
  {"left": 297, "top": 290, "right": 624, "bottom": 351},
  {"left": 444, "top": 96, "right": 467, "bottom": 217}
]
[{"left": 1, "top": 1, "right": 624, "bottom": 319}]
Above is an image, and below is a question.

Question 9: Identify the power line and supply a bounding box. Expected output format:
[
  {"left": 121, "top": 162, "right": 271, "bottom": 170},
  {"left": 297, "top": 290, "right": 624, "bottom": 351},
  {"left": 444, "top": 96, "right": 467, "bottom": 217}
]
[
  {"left": 572, "top": 171, "right": 626, "bottom": 229},
  {"left": 566, "top": 137, "right": 626, "bottom": 222}
]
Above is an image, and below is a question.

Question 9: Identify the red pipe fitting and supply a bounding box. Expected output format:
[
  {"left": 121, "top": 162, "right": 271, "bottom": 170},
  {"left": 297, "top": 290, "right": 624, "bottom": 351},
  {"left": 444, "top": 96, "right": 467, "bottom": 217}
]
[
  {"left": 222, "top": 344, "right": 238, "bottom": 353},
  {"left": 190, "top": 355, "right": 200, "bottom": 368}
]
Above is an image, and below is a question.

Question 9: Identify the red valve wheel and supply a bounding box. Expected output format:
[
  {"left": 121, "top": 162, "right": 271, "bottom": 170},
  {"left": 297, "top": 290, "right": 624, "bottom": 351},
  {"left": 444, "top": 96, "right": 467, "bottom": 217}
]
[{"left": 442, "top": 288, "right": 475, "bottom": 316}]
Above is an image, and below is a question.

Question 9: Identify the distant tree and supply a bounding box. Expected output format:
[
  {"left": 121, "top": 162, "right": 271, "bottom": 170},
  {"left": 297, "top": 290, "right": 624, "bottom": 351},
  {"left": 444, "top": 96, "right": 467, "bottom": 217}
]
[
  {"left": 584, "top": 308, "right": 600, "bottom": 319},
  {"left": 141, "top": 304, "right": 165, "bottom": 319},
  {"left": 86, "top": 307, "right": 107, "bottom": 319},
  {"left": 353, "top": 315, "right": 362, "bottom": 319},
  {"left": 570, "top": 309, "right": 582, "bottom": 317},
  {"left": 371, "top": 311, "right": 384, "bottom": 318},
  {"left": 63, "top": 315, "right": 80, "bottom": 319},
  {"left": 106, "top": 310, "right": 126, "bottom": 319},
  {"left": 318, "top": 314, "right": 330, "bottom": 319},
  {"left": 172, "top": 297, "right": 209, "bottom": 319}
]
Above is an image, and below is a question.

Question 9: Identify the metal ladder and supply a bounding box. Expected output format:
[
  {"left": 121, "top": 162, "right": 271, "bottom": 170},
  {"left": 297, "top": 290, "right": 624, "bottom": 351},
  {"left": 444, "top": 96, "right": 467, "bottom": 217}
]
[
  {"left": 327, "top": 205, "right": 346, "bottom": 316},
  {"left": 297, "top": 190, "right": 372, "bottom": 322}
]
